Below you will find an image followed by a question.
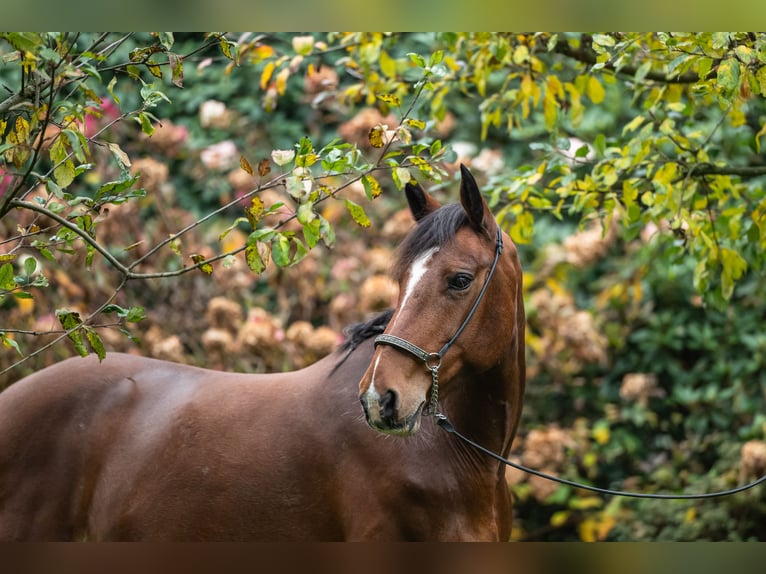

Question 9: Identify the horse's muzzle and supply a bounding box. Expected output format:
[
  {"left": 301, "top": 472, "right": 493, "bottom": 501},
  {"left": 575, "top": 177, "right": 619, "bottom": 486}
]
[{"left": 360, "top": 391, "right": 424, "bottom": 436}]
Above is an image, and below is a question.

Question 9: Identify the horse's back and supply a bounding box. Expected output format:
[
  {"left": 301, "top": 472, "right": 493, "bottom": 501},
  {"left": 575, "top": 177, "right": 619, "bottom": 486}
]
[{"left": 0, "top": 353, "right": 347, "bottom": 540}]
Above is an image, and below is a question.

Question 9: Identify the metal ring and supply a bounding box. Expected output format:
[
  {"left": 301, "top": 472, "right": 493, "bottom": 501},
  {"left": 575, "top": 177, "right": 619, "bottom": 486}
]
[{"left": 424, "top": 353, "right": 441, "bottom": 372}]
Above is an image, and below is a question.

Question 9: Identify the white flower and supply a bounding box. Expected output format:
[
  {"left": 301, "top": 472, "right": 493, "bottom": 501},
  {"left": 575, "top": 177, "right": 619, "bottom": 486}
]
[
  {"left": 271, "top": 149, "right": 295, "bottom": 166},
  {"left": 199, "top": 100, "right": 228, "bottom": 129}
]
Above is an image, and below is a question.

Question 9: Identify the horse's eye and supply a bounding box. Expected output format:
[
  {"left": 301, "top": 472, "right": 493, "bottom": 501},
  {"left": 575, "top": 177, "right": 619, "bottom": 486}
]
[{"left": 448, "top": 273, "right": 474, "bottom": 291}]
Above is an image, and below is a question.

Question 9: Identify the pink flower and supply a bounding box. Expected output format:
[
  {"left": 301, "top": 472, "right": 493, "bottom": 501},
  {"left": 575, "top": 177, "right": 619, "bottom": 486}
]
[{"left": 200, "top": 140, "right": 239, "bottom": 171}]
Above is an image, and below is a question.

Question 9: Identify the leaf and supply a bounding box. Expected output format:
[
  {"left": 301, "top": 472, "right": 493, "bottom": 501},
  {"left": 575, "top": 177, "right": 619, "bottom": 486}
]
[
  {"left": 587, "top": 76, "right": 605, "bottom": 104},
  {"left": 716, "top": 58, "right": 740, "bottom": 96},
  {"left": 377, "top": 94, "right": 401, "bottom": 107},
  {"left": 190, "top": 254, "right": 213, "bottom": 275},
  {"left": 622, "top": 115, "right": 645, "bottom": 135},
  {"left": 1, "top": 332, "right": 22, "bottom": 355},
  {"left": 54, "top": 159, "right": 76, "bottom": 189},
  {"left": 345, "top": 199, "right": 371, "bottom": 228},
  {"left": 245, "top": 236, "right": 266, "bottom": 273},
  {"left": 0, "top": 262, "right": 16, "bottom": 290},
  {"left": 145, "top": 61, "right": 163, "bottom": 79},
  {"left": 509, "top": 211, "right": 534, "bottom": 244},
  {"left": 107, "top": 142, "right": 131, "bottom": 168},
  {"left": 404, "top": 118, "right": 426, "bottom": 130},
  {"left": 158, "top": 32, "right": 174, "bottom": 51},
  {"left": 56, "top": 309, "right": 88, "bottom": 357},
  {"left": 168, "top": 52, "right": 183, "bottom": 88},
  {"left": 84, "top": 327, "right": 106, "bottom": 361},
  {"left": 362, "top": 174, "right": 382, "bottom": 199},
  {"left": 276, "top": 68, "right": 290, "bottom": 96},
  {"left": 240, "top": 155, "right": 254, "bottom": 176},
  {"left": 369, "top": 125, "right": 385, "bottom": 148},
  {"left": 260, "top": 61, "right": 275, "bottom": 90},
  {"left": 219, "top": 37, "right": 234, "bottom": 60},
  {"left": 271, "top": 234, "right": 291, "bottom": 267},
  {"left": 245, "top": 196, "right": 265, "bottom": 229},
  {"left": 379, "top": 50, "right": 397, "bottom": 79}
]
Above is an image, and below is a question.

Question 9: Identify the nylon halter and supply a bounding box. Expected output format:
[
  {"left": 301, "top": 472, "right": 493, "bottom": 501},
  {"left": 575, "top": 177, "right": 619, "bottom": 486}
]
[{"left": 374, "top": 227, "right": 504, "bottom": 416}]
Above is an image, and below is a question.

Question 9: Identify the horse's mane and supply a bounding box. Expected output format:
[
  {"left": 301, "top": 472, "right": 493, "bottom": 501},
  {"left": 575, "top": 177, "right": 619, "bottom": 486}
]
[
  {"left": 331, "top": 309, "right": 394, "bottom": 374},
  {"left": 338, "top": 308, "right": 394, "bottom": 353}
]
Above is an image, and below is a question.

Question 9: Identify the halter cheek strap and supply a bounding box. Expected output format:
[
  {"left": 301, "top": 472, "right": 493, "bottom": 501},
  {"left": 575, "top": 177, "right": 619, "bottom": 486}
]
[{"left": 374, "top": 228, "right": 504, "bottom": 416}]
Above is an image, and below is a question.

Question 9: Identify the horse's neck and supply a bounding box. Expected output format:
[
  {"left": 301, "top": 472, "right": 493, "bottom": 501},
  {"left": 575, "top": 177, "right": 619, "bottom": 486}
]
[{"left": 441, "top": 358, "right": 522, "bottom": 462}]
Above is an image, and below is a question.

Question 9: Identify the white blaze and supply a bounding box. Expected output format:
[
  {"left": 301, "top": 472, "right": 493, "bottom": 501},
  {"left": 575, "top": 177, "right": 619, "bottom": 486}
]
[{"left": 368, "top": 247, "right": 438, "bottom": 396}]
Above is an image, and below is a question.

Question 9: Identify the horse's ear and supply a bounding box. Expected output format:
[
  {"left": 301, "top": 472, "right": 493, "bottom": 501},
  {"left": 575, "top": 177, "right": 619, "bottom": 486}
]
[
  {"left": 459, "top": 164, "right": 497, "bottom": 238},
  {"left": 405, "top": 181, "right": 441, "bottom": 221}
]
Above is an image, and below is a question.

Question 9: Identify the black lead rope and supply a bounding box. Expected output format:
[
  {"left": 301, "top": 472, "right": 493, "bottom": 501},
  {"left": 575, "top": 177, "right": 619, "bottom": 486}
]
[{"left": 434, "top": 413, "right": 766, "bottom": 500}]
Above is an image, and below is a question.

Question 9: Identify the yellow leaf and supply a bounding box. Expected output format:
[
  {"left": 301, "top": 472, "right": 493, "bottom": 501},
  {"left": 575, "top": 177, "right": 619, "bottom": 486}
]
[
  {"left": 684, "top": 507, "right": 697, "bottom": 524},
  {"left": 379, "top": 50, "right": 397, "bottom": 79},
  {"left": 512, "top": 44, "right": 529, "bottom": 65},
  {"left": 260, "top": 62, "right": 275, "bottom": 90},
  {"left": 362, "top": 174, "right": 382, "bottom": 199},
  {"left": 190, "top": 254, "right": 213, "bottom": 275},
  {"left": 587, "top": 76, "right": 605, "bottom": 104},
  {"left": 569, "top": 496, "right": 603, "bottom": 510},
  {"left": 592, "top": 423, "right": 610, "bottom": 445},
  {"left": 275, "top": 68, "right": 290, "bottom": 96},
  {"left": 368, "top": 125, "right": 385, "bottom": 148},
  {"left": 623, "top": 115, "right": 645, "bottom": 135},
  {"left": 245, "top": 197, "right": 264, "bottom": 229},
  {"left": 550, "top": 510, "right": 570, "bottom": 528},
  {"left": 377, "top": 94, "right": 401, "bottom": 107}
]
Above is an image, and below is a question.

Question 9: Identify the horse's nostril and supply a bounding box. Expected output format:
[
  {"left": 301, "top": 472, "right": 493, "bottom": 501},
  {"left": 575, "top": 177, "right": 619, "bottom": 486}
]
[
  {"left": 360, "top": 397, "right": 370, "bottom": 419},
  {"left": 379, "top": 389, "right": 399, "bottom": 422}
]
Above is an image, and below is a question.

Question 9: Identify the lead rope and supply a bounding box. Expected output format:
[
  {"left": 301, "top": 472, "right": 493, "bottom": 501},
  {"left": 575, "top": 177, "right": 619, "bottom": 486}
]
[{"left": 432, "top": 412, "right": 766, "bottom": 500}]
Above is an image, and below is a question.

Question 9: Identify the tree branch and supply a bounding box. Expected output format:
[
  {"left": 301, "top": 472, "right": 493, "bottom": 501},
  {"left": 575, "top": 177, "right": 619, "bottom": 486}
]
[{"left": 552, "top": 36, "right": 702, "bottom": 84}]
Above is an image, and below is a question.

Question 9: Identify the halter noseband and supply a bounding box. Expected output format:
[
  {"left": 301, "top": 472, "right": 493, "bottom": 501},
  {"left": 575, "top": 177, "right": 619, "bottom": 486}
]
[{"left": 374, "top": 227, "right": 504, "bottom": 416}]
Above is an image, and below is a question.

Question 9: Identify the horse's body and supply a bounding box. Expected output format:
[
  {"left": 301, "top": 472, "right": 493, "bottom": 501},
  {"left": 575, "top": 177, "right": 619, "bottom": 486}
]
[{"left": 0, "top": 167, "right": 525, "bottom": 541}]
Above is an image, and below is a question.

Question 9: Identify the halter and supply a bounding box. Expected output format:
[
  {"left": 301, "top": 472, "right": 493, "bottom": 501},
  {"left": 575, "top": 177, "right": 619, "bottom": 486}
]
[{"left": 374, "top": 227, "right": 504, "bottom": 416}]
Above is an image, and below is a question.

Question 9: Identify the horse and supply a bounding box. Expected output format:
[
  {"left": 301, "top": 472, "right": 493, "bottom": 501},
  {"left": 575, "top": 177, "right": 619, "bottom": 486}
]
[{"left": 0, "top": 165, "right": 525, "bottom": 541}]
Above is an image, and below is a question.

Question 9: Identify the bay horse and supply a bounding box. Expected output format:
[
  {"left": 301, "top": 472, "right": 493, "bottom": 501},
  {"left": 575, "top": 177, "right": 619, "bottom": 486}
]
[{"left": 0, "top": 166, "right": 525, "bottom": 541}]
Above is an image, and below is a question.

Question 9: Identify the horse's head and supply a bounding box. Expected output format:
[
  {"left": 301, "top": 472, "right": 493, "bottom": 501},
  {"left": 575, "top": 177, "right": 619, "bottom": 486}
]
[{"left": 359, "top": 166, "right": 524, "bottom": 436}]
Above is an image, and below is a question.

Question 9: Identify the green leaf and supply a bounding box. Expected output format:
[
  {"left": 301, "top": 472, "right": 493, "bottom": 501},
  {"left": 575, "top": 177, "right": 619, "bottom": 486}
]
[
  {"left": 56, "top": 309, "right": 88, "bottom": 357},
  {"left": 23, "top": 256, "right": 36, "bottom": 276},
  {"left": 302, "top": 217, "right": 321, "bottom": 248},
  {"left": 245, "top": 233, "right": 266, "bottom": 273},
  {"left": 158, "top": 32, "right": 174, "bottom": 51},
  {"left": 1, "top": 332, "right": 22, "bottom": 355},
  {"left": 84, "top": 327, "right": 106, "bottom": 361},
  {"left": 271, "top": 234, "right": 291, "bottom": 267},
  {"left": 345, "top": 199, "right": 371, "bottom": 228},
  {"left": 54, "top": 159, "right": 75, "bottom": 189},
  {"left": 319, "top": 214, "right": 335, "bottom": 247},
  {"left": 168, "top": 52, "right": 183, "bottom": 88},
  {"left": 716, "top": 58, "right": 741, "bottom": 96},
  {"left": 125, "top": 306, "right": 146, "bottom": 323},
  {"left": 0, "top": 262, "right": 16, "bottom": 291}
]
